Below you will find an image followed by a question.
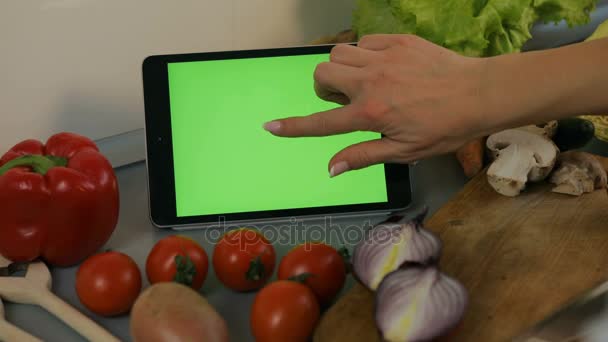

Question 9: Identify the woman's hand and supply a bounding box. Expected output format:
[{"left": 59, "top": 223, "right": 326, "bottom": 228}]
[{"left": 263, "top": 34, "right": 489, "bottom": 177}]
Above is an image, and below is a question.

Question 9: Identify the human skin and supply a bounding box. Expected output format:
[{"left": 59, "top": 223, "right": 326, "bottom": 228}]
[{"left": 262, "top": 34, "right": 608, "bottom": 177}]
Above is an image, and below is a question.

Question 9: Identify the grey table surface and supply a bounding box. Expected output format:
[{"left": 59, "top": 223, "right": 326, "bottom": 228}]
[{"left": 4, "top": 138, "right": 608, "bottom": 342}]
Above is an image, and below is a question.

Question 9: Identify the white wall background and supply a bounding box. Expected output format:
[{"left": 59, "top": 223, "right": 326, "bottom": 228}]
[{"left": 0, "top": 0, "right": 355, "bottom": 151}]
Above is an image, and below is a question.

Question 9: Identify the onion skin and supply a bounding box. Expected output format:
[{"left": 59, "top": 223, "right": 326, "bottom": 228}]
[
  {"left": 352, "top": 208, "right": 441, "bottom": 290},
  {"left": 375, "top": 266, "right": 468, "bottom": 342},
  {"left": 130, "top": 282, "right": 229, "bottom": 342}
]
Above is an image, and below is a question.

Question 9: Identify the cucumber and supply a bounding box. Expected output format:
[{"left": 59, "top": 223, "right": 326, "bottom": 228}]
[{"left": 553, "top": 118, "right": 595, "bottom": 151}]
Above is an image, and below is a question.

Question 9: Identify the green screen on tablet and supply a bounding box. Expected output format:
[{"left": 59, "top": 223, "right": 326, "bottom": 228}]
[{"left": 167, "top": 53, "right": 388, "bottom": 218}]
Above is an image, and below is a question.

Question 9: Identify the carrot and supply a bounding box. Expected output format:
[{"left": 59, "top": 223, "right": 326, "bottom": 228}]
[{"left": 456, "top": 137, "right": 486, "bottom": 178}]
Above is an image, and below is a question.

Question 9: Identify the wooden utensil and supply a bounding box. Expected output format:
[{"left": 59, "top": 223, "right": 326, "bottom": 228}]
[
  {"left": 0, "top": 296, "right": 43, "bottom": 342},
  {"left": 0, "top": 255, "right": 120, "bottom": 342},
  {"left": 314, "top": 154, "right": 608, "bottom": 342}
]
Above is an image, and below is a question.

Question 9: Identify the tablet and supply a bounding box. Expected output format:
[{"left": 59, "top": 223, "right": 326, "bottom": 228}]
[{"left": 142, "top": 44, "right": 412, "bottom": 228}]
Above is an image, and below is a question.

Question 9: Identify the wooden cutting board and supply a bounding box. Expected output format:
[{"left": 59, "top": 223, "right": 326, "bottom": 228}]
[{"left": 314, "top": 155, "right": 608, "bottom": 342}]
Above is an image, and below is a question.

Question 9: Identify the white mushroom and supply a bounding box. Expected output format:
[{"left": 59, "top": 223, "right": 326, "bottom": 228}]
[
  {"left": 549, "top": 151, "right": 607, "bottom": 196},
  {"left": 516, "top": 120, "right": 558, "bottom": 138},
  {"left": 487, "top": 121, "right": 559, "bottom": 163},
  {"left": 486, "top": 129, "right": 559, "bottom": 197}
]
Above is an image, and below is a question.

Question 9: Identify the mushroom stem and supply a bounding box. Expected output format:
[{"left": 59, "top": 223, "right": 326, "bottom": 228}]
[{"left": 487, "top": 145, "right": 535, "bottom": 196}]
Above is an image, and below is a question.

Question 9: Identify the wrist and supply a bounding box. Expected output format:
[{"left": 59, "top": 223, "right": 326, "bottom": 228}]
[
  {"left": 479, "top": 38, "right": 608, "bottom": 135},
  {"left": 455, "top": 56, "right": 499, "bottom": 140},
  {"left": 478, "top": 51, "right": 550, "bottom": 134}
]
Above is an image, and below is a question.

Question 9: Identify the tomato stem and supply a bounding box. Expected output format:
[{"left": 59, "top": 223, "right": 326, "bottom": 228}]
[
  {"left": 338, "top": 247, "right": 353, "bottom": 274},
  {"left": 287, "top": 273, "right": 315, "bottom": 284},
  {"left": 174, "top": 254, "right": 197, "bottom": 287},
  {"left": 246, "top": 255, "right": 265, "bottom": 281}
]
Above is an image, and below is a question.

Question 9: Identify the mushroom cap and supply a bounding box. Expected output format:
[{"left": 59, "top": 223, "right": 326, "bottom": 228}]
[
  {"left": 517, "top": 121, "right": 558, "bottom": 139},
  {"left": 487, "top": 129, "right": 559, "bottom": 180},
  {"left": 487, "top": 121, "right": 558, "bottom": 162},
  {"left": 556, "top": 151, "right": 607, "bottom": 188},
  {"left": 549, "top": 151, "right": 608, "bottom": 195},
  {"left": 486, "top": 129, "right": 559, "bottom": 196},
  {"left": 550, "top": 164, "right": 595, "bottom": 196}
]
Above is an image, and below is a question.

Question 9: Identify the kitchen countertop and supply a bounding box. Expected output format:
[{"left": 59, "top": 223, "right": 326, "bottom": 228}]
[
  {"left": 4, "top": 4, "right": 608, "bottom": 338},
  {"left": 4, "top": 137, "right": 607, "bottom": 342}
]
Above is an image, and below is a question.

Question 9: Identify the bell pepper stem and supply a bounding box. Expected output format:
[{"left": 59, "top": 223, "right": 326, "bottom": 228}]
[{"left": 0, "top": 155, "right": 68, "bottom": 176}]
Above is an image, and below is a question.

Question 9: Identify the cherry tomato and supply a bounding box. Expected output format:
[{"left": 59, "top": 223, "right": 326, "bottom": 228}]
[
  {"left": 250, "top": 280, "right": 320, "bottom": 342},
  {"left": 76, "top": 251, "right": 142, "bottom": 317},
  {"left": 278, "top": 242, "right": 347, "bottom": 305},
  {"left": 146, "top": 235, "right": 209, "bottom": 290},
  {"left": 213, "top": 228, "right": 275, "bottom": 292}
]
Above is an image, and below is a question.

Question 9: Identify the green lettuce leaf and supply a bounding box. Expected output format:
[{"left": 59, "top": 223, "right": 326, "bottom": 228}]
[
  {"left": 476, "top": 0, "right": 537, "bottom": 56},
  {"left": 352, "top": 0, "right": 597, "bottom": 57},
  {"left": 534, "top": 0, "right": 596, "bottom": 27},
  {"left": 352, "top": 0, "right": 416, "bottom": 35},
  {"left": 398, "top": 0, "right": 489, "bottom": 56}
]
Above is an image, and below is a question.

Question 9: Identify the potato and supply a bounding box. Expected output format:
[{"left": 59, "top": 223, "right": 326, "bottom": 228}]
[{"left": 130, "top": 282, "right": 229, "bottom": 342}]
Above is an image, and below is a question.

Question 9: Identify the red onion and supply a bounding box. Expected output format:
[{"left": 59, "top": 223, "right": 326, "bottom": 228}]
[
  {"left": 352, "top": 207, "right": 441, "bottom": 290},
  {"left": 375, "top": 266, "right": 468, "bottom": 342}
]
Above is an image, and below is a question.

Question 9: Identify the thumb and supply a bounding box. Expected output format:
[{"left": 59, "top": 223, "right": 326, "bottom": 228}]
[{"left": 328, "top": 139, "right": 397, "bottom": 177}]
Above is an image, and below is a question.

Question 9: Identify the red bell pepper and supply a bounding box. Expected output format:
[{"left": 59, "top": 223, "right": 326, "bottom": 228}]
[{"left": 0, "top": 132, "right": 119, "bottom": 267}]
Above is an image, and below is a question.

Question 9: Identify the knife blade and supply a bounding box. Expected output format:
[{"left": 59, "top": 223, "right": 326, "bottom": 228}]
[
  {"left": 0, "top": 262, "right": 28, "bottom": 277},
  {"left": 512, "top": 279, "right": 608, "bottom": 342}
]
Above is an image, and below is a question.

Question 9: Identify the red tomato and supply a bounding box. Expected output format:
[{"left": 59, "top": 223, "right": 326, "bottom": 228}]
[
  {"left": 213, "top": 228, "right": 275, "bottom": 292},
  {"left": 250, "top": 280, "right": 320, "bottom": 342},
  {"left": 278, "top": 242, "right": 347, "bottom": 305},
  {"left": 76, "top": 251, "right": 142, "bottom": 317},
  {"left": 146, "top": 235, "right": 209, "bottom": 290}
]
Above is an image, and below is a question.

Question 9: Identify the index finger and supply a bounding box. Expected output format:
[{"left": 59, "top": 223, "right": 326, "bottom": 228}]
[{"left": 263, "top": 105, "right": 367, "bottom": 137}]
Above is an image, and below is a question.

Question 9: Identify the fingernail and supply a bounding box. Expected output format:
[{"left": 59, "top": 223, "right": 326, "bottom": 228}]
[
  {"left": 263, "top": 121, "right": 281, "bottom": 134},
  {"left": 330, "top": 161, "right": 349, "bottom": 178}
]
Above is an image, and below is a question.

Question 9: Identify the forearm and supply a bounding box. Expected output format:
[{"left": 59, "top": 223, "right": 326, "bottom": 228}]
[{"left": 481, "top": 37, "right": 608, "bottom": 134}]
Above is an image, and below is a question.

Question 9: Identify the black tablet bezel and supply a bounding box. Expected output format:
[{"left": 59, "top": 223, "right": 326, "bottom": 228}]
[{"left": 142, "top": 44, "right": 412, "bottom": 227}]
